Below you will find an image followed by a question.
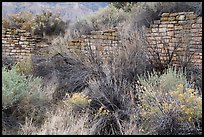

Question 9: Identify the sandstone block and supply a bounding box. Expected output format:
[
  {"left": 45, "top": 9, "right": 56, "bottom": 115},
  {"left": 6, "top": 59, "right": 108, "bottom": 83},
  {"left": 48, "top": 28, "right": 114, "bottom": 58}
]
[
  {"left": 186, "top": 14, "right": 197, "bottom": 20},
  {"left": 168, "top": 17, "right": 176, "bottom": 21},
  {"left": 191, "top": 29, "right": 200, "bottom": 33},
  {"left": 196, "top": 17, "right": 202, "bottom": 23},
  {"left": 159, "top": 28, "right": 167, "bottom": 32},
  {"left": 169, "top": 21, "right": 177, "bottom": 24},
  {"left": 178, "top": 21, "right": 187, "bottom": 25},
  {"left": 104, "top": 33, "right": 112, "bottom": 36},
  {"left": 153, "top": 20, "right": 160, "bottom": 24},
  {"left": 167, "top": 24, "right": 174, "bottom": 28},
  {"left": 103, "top": 29, "right": 116, "bottom": 33},
  {"left": 169, "top": 13, "right": 178, "bottom": 17},
  {"left": 167, "top": 31, "right": 174, "bottom": 36},
  {"left": 161, "top": 17, "right": 169, "bottom": 21},
  {"left": 162, "top": 13, "right": 170, "bottom": 17},
  {"left": 160, "top": 33, "right": 167, "bottom": 36},
  {"left": 160, "top": 21, "right": 169, "bottom": 24},
  {"left": 172, "top": 38, "right": 180, "bottom": 43},
  {"left": 174, "top": 25, "right": 183, "bottom": 30},
  {"left": 176, "top": 15, "right": 186, "bottom": 21},
  {"left": 152, "top": 28, "right": 158, "bottom": 32},
  {"left": 192, "top": 24, "right": 201, "bottom": 28},
  {"left": 112, "top": 33, "right": 118, "bottom": 37},
  {"left": 18, "top": 30, "right": 26, "bottom": 33},
  {"left": 192, "top": 37, "right": 202, "bottom": 42}
]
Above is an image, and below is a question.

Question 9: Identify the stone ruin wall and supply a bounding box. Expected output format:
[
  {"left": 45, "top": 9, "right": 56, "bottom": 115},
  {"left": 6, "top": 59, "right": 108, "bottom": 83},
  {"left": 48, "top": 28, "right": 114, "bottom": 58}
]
[
  {"left": 2, "top": 12, "right": 202, "bottom": 69},
  {"left": 66, "top": 28, "right": 121, "bottom": 64},
  {"left": 2, "top": 28, "right": 42, "bottom": 61},
  {"left": 2, "top": 27, "right": 121, "bottom": 64},
  {"left": 146, "top": 12, "right": 202, "bottom": 69}
]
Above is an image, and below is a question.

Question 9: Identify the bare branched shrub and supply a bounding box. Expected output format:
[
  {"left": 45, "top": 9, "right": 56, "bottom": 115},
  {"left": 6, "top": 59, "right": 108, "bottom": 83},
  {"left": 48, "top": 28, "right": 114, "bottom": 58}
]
[
  {"left": 69, "top": 27, "right": 152, "bottom": 135},
  {"left": 117, "top": 26, "right": 151, "bottom": 82},
  {"left": 31, "top": 52, "right": 91, "bottom": 103}
]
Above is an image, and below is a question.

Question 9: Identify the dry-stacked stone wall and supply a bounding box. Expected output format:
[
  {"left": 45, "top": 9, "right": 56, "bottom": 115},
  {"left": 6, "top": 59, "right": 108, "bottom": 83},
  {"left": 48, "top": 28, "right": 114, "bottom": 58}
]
[
  {"left": 2, "top": 28, "right": 36, "bottom": 61},
  {"left": 67, "top": 28, "right": 121, "bottom": 64},
  {"left": 2, "top": 12, "right": 202, "bottom": 68},
  {"left": 146, "top": 12, "right": 202, "bottom": 69}
]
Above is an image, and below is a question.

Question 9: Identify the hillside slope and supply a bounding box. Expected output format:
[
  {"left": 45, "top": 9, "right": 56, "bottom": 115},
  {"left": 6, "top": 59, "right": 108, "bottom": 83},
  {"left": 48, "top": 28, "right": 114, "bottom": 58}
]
[{"left": 2, "top": 2, "right": 109, "bottom": 22}]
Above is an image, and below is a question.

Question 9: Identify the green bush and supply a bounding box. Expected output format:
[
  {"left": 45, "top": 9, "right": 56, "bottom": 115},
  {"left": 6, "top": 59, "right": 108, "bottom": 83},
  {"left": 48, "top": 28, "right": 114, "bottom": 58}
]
[
  {"left": 2, "top": 65, "right": 47, "bottom": 127},
  {"left": 2, "top": 66, "right": 29, "bottom": 109}
]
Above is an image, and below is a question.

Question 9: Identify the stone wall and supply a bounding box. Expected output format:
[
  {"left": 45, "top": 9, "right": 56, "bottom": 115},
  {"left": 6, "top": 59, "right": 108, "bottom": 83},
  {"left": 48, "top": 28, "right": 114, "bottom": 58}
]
[
  {"left": 2, "top": 27, "right": 121, "bottom": 64},
  {"left": 2, "top": 28, "right": 34, "bottom": 61},
  {"left": 146, "top": 12, "right": 202, "bottom": 69},
  {"left": 66, "top": 28, "right": 121, "bottom": 63},
  {"left": 2, "top": 28, "right": 42, "bottom": 61},
  {"left": 2, "top": 12, "right": 202, "bottom": 69}
]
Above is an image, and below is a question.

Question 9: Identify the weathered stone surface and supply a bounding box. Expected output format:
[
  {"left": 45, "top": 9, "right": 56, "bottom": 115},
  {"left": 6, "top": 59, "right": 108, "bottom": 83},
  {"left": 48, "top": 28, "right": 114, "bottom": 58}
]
[
  {"left": 174, "top": 26, "right": 183, "bottom": 30},
  {"left": 161, "top": 13, "right": 170, "bottom": 17},
  {"left": 169, "top": 21, "right": 177, "bottom": 24},
  {"left": 196, "top": 17, "right": 202, "bottom": 23},
  {"left": 160, "top": 17, "right": 168, "bottom": 21},
  {"left": 192, "top": 24, "right": 201, "bottom": 28},
  {"left": 192, "top": 37, "right": 202, "bottom": 42},
  {"left": 152, "top": 28, "right": 158, "bottom": 32},
  {"left": 168, "top": 17, "right": 176, "bottom": 21},
  {"left": 177, "top": 15, "right": 185, "bottom": 21},
  {"left": 159, "top": 28, "right": 167, "bottom": 32}
]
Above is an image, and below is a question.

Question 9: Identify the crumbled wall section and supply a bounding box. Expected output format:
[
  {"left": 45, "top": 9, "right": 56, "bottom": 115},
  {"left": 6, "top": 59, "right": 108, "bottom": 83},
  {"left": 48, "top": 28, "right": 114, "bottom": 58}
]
[
  {"left": 146, "top": 12, "right": 202, "bottom": 69},
  {"left": 2, "top": 28, "right": 36, "bottom": 61}
]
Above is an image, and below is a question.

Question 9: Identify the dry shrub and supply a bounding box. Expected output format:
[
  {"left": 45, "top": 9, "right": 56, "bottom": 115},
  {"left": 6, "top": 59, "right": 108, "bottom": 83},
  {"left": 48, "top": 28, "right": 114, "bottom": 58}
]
[
  {"left": 15, "top": 56, "right": 33, "bottom": 75},
  {"left": 2, "top": 11, "right": 68, "bottom": 38},
  {"left": 19, "top": 105, "right": 89, "bottom": 135},
  {"left": 33, "top": 11, "right": 68, "bottom": 38},
  {"left": 31, "top": 53, "right": 91, "bottom": 103},
  {"left": 2, "top": 12, "right": 35, "bottom": 32}
]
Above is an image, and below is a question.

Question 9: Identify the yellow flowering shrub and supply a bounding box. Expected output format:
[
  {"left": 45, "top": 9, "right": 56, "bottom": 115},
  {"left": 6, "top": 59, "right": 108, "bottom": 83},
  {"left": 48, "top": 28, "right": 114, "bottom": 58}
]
[
  {"left": 139, "top": 84, "right": 202, "bottom": 121},
  {"left": 63, "top": 93, "right": 91, "bottom": 111},
  {"left": 169, "top": 84, "right": 202, "bottom": 122},
  {"left": 137, "top": 68, "right": 202, "bottom": 134}
]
